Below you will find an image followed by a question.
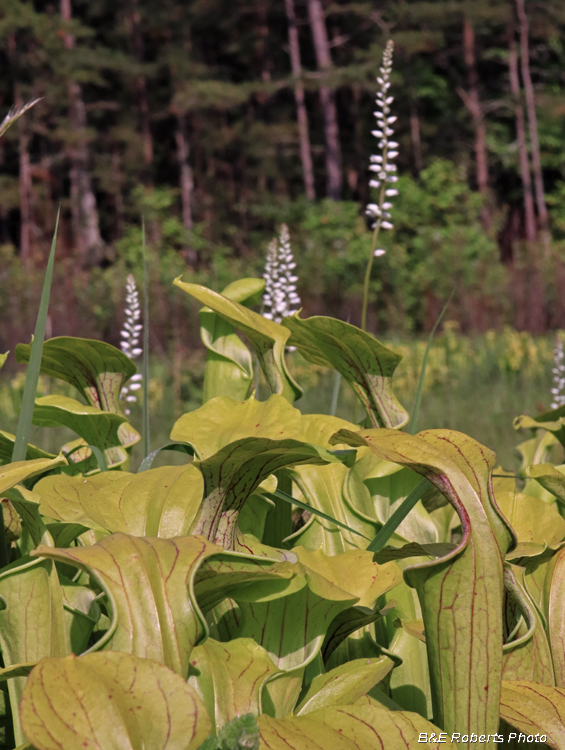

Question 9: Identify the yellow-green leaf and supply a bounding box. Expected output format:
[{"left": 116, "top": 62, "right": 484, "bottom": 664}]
[
  {"left": 188, "top": 637, "right": 279, "bottom": 732},
  {"left": 32, "top": 533, "right": 222, "bottom": 677},
  {"left": 500, "top": 680, "right": 565, "bottom": 748},
  {"left": 543, "top": 546, "right": 565, "bottom": 686},
  {"left": 0, "top": 431, "right": 55, "bottom": 466},
  {"left": 171, "top": 394, "right": 305, "bottom": 458},
  {"left": 526, "top": 464, "right": 565, "bottom": 505},
  {"left": 34, "top": 464, "right": 204, "bottom": 537},
  {"left": 32, "top": 395, "right": 140, "bottom": 472},
  {"left": 174, "top": 280, "right": 301, "bottom": 401},
  {"left": 331, "top": 427, "right": 515, "bottom": 741},
  {"left": 16, "top": 336, "right": 137, "bottom": 414},
  {"left": 295, "top": 656, "right": 394, "bottom": 714},
  {"left": 502, "top": 565, "right": 554, "bottom": 685},
  {"left": 20, "top": 652, "right": 211, "bottom": 750},
  {"left": 0, "top": 456, "right": 66, "bottom": 495},
  {"left": 257, "top": 705, "right": 457, "bottom": 748},
  {"left": 496, "top": 490, "right": 565, "bottom": 548},
  {"left": 200, "top": 278, "right": 264, "bottom": 403},
  {"left": 0, "top": 555, "right": 68, "bottom": 744},
  {"left": 192, "top": 437, "right": 338, "bottom": 549},
  {"left": 282, "top": 314, "right": 408, "bottom": 429}
]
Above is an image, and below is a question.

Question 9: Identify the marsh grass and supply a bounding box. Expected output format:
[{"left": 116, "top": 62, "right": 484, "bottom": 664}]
[{"left": 2, "top": 330, "right": 556, "bottom": 472}]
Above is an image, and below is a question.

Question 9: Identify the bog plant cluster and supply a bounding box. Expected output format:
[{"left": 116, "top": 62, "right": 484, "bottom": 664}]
[
  {"left": 4, "top": 47, "right": 565, "bottom": 750},
  {"left": 1, "top": 264, "right": 565, "bottom": 749}
]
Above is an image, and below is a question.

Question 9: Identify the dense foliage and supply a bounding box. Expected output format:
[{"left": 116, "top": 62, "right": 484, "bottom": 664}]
[
  {"left": 3, "top": 274, "right": 565, "bottom": 748},
  {"left": 2, "top": 0, "right": 565, "bottom": 348}
]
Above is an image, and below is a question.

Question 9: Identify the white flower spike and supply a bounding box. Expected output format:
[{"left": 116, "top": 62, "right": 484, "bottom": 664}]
[
  {"left": 551, "top": 335, "right": 565, "bottom": 409},
  {"left": 262, "top": 224, "right": 301, "bottom": 325},
  {"left": 365, "top": 39, "right": 397, "bottom": 243},
  {"left": 120, "top": 274, "right": 143, "bottom": 416}
]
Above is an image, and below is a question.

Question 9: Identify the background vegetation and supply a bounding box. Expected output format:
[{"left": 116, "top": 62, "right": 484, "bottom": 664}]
[{"left": 1, "top": 0, "right": 565, "bottom": 354}]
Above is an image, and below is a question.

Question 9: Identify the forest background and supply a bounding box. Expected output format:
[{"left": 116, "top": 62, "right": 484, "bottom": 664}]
[{"left": 1, "top": 0, "right": 565, "bottom": 358}]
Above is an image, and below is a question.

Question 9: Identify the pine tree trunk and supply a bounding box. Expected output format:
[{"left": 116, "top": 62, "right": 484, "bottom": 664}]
[
  {"left": 461, "top": 15, "right": 490, "bottom": 230},
  {"left": 508, "top": 16, "right": 536, "bottom": 243},
  {"left": 409, "top": 89, "right": 422, "bottom": 178},
  {"left": 111, "top": 148, "right": 125, "bottom": 239},
  {"left": 18, "top": 123, "right": 32, "bottom": 267},
  {"left": 60, "top": 0, "right": 103, "bottom": 266},
  {"left": 8, "top": 35, "right": 33, "bottom": 268},
  {"left": 174, "top": 113, "right": 197, "bottom": 265},
  {"left": 307, "top": 0, "right": 341, "bottom": 200},
  {"left": 515, "top": 0, "right": 550, "bottom": 252},
  {"left": 127, "top": 0, "right": 153, "bottom": 178},
  {"left": 285, "top": 0, "right": 316, "bottom": 201}
]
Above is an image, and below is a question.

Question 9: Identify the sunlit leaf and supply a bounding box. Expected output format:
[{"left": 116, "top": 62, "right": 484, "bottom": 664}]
[
  {"left": 525, "top": 464, "right": 565, "bottom": 505},
  {"left": 257, "top": 705, "right": 457, "bottom": 748},
  {"left": 331, "top": 426, "right": 515, "bottom": 740},
  {"left": 174, "top": 280, "right": 302, "bottom": 401},
  {"left": 191, "top": 437, "right": 339, "bottom": 549},
  {"left": 496, "top": 489, "right": 565, "bottom": 548},
  {"left": 15, "top": 336, "right": 136, "bottom": 414},
  {"left": 295, "top": 656, "right": 394, "bottom": 714},
  {"left": 0, "top": 555, "right": 68, "bottom": 744},
  {"left": 0, "top": 431, "right": 54, "bottom": 466},
  {"left": 502, "top": 564, "right": 554, "bottom": 685},
  {"left": 34, "top": 464, "right": 204, "bottom": 537},
  {"left": 200, "top": 278, "right": 264, "bottom": 403},
  {"left": 514, "top": 407, "right": 565, "bottom": 448},
  {"left": 188, "top": 637, "right": 279, "bottom": 732},
  {"left": 282, "top": 314, "right": 408, "bottom": 429},
  {"left": 31, "top": 395, "right": 140, "bottom": 472},
  {"left": 500, "top": 680, "right": 565, "bottom": 749},
  {"left": 32, "top": 533, "right": 222, "bottom": 677},
  {"left": 20, "top": 652, "right": 211, "bottom": 750},
  {"left": 0, "top": 456, "right": 66, "bottom": 498}
]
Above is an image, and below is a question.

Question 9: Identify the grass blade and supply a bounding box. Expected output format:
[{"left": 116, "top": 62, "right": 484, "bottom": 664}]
[
  {"left": 329, "top": 371, "right": 342, "bottom": 416},
  {"left": 264, "top": 489, "right": 371, "bottom": 542},
  {"left": 137, "top": 442, "right": 194, "bottom": 473},
  {"left": 3, "top": 211, "right": 59, "bottom": 568},
  {"left": 64, "top": 444, "right": 109, "bottom": 473},
  {"left": 366, "top": 477, "right": 431, "bottom": 555},
  {"left": 409, "top": 289, "right": 454, "bottom": 435},
  {"left": 12, "top": 210, "right": 59, "bottom": 463},
  {"left": 142, "top": 218, "right": 150, "bottom": 459}
]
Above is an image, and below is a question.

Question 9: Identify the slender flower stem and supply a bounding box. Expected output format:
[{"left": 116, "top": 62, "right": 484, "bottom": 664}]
[
  {"left": 361, "top": 39, "right": 397, "bottom": 333},
  {"left": 361, "top": 211, "right": 384, "bottom": 332}
]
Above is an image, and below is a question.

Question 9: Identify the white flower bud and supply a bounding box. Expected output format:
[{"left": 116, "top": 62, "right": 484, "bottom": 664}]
[
  {"left": 381, "top": 221, "right": 394, "bottom": 230},
  {"left": 374, "top": 249, "right": 386, "bottom": 257},
  {"left": 385, "top": 188, "right": 399, "bottom": 196}
]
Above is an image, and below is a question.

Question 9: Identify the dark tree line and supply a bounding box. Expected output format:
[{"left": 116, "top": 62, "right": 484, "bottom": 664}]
[{"left": 1, "top": 0, "right": 565, "bottom": 343}]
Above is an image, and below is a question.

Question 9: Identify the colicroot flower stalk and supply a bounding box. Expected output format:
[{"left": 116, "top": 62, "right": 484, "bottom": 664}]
[{"left": 361, "top": 40, "right": 398, "bottom": 333}]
